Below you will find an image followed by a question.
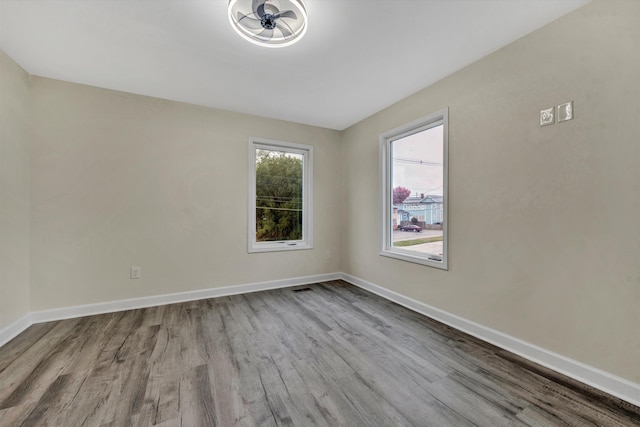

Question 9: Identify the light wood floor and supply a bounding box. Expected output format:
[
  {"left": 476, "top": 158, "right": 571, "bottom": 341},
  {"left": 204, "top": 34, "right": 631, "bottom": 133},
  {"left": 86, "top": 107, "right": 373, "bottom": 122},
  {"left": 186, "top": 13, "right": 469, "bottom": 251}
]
[{"left": 0, "top": 280, "right": 638, "bottom": 426}]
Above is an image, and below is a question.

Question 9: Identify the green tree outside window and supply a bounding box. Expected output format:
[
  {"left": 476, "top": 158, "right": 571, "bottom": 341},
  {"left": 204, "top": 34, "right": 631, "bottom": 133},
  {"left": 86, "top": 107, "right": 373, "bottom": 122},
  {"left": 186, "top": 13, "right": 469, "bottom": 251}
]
[{"left": 255, "top": 150, "right": 303, "bottom": 241}]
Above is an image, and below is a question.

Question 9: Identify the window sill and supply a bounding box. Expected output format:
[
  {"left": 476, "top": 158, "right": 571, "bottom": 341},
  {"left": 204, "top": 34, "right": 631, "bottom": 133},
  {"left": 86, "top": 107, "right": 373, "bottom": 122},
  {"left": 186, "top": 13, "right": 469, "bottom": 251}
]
[
  {"left": 380, "top": 249, "right": 448, "bottom": 270},
  {"left": 249, "top": 242, "right": 313, "bottom": 253}
]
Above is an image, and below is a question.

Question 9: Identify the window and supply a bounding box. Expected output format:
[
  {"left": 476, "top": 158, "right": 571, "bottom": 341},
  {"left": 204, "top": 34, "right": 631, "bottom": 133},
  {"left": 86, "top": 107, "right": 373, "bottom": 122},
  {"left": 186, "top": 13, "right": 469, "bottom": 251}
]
[
  {"left": 248, "top": 138, "right": 313, "bottom": 252},
  {"left": 380, "top": 109, "right": 448, "bottom": 269}
]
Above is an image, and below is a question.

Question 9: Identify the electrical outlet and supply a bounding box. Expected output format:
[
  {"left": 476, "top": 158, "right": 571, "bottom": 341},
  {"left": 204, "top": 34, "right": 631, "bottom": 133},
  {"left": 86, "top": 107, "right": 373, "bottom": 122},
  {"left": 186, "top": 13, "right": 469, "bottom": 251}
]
[
  {"left": 324, "top": 250, "right": 332, "bottom": 260},
  {"left": 130, "top": 266, "right": 141, "bottom": 279}
]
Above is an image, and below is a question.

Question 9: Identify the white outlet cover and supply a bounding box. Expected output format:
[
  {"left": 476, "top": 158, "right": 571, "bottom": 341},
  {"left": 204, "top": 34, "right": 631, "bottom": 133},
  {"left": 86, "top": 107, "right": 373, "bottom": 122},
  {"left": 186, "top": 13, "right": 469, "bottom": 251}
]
[
  {"left": 558, "top": 101, "right": 573, "bottom": 122},
  {"left": 540, "top": 107, "right": 555, "bottom": 126}
]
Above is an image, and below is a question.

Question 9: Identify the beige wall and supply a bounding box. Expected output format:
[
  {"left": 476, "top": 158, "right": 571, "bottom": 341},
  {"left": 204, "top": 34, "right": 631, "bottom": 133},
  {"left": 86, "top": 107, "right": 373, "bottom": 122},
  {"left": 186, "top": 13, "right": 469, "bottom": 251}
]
[
  {"left": 30, "top": 78, "right": 342, "bottom": 310},
  {"left": 0, "top": 51, "right": 31, "bottom": 330},
  {"left": 342, "top": 0, "right": 640, "bottom": 382}
]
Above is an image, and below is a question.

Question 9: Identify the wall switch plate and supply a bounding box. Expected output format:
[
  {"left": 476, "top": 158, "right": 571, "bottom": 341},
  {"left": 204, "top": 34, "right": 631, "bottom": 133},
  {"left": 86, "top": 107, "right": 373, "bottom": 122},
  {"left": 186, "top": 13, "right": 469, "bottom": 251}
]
[
  {"left": 558, "top": 101, "right": 573, "bottom": 122},
  {"left": 540, "top": 107, "right": 555, "bottom": 126},
  {"left": 130, "top": 266, "right": 141, "bottom": 279}
]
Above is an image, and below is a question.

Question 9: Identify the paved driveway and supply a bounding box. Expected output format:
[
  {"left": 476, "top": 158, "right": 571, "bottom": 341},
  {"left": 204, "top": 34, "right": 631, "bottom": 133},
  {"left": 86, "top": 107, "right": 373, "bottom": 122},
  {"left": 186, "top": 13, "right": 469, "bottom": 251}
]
[
  {"left": 392, "top": 229, "right": 444, "bottom": 256},
  {"left": 392, "top": 229, "right": 442, "bottom": 242}
]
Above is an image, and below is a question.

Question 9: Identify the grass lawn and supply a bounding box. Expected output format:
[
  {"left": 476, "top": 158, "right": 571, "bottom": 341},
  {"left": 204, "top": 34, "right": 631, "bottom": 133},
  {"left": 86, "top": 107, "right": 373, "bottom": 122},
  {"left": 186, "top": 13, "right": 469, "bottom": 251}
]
[{"left": 394, "top": 235, "right": 443, "bottom": 247}]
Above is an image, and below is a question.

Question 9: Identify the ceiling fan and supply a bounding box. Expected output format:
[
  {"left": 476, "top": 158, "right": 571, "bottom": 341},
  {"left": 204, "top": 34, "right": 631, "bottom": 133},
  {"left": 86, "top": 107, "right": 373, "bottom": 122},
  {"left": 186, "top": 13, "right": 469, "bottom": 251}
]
[{"left": 228, "top": 0, "right": 308, "bottom": 48}]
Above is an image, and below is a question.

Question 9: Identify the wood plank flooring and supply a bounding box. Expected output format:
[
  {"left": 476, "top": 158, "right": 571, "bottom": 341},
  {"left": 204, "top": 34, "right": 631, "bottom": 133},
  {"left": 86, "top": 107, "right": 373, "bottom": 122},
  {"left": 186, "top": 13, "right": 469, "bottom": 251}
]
[{"left": 0, "top": 280, "right": 638, "bottom": 426}]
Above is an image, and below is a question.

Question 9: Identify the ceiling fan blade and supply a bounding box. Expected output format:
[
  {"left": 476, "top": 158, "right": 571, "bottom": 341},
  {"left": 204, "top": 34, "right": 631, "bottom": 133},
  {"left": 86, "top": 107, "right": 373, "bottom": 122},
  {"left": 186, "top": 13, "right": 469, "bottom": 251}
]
[
  {"left": 278, "top": 24, "right": 293, "bottom": 39},
  {"left": 274, "top": 10, "right": 297, "bottom": 20},
  {"left": 252, "top": 0, "right": 267, "bottom": 17},
  {"left": 257, "top": 28, "right": 274, "bottom": 40},
  {"left": 265, "top": 3, "right": 280, "bottom": 15},
  {"left": 237, "top": 12, "right": 263, "bottom": 30},
  {"left": 277, "top": 18, "right": 296, "bottom": 39}
]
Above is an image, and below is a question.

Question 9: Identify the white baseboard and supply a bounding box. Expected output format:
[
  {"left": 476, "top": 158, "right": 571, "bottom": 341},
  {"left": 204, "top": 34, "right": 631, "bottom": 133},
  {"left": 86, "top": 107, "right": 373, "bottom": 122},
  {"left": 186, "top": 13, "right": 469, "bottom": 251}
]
[
  {"left": 30, "top": 272, "right": 341, "bottom": 324},
  {"left": 4, "top": 274, "right": 339, "bottom": 346},
  {"left": 2, "top": 271, "right": 638, "bottom": 408},
  {"left": 340, "top": 272, "right": 640, "bottom": 408},
  {"left": 0, "top": 313, "right": 32, "bottom": 348}
]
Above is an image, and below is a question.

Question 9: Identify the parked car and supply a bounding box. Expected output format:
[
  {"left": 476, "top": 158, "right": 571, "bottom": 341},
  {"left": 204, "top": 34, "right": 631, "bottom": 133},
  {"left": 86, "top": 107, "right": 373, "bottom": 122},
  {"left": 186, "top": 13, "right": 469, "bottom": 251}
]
[{"left": 399, "top": 224, "right": 422, "bottom": 232}]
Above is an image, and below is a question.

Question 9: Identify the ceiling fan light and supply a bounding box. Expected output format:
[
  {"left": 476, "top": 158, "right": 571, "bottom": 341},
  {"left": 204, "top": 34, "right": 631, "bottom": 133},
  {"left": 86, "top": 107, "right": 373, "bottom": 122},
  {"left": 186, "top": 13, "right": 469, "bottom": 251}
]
[{"left": 228, "top": 0, "right": 307, "bottom": 48}]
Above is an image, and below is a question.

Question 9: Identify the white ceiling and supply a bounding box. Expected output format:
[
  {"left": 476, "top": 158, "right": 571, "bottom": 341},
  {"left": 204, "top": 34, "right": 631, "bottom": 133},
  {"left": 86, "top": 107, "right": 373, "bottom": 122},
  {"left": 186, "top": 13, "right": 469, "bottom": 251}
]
[{"left": 0, "top": 0, "right": 590, "bottom": 130}]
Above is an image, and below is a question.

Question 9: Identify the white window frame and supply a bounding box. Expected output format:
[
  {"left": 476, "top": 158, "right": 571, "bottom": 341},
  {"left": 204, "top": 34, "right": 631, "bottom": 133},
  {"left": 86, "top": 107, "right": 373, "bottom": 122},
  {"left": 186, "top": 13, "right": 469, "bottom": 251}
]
[
  {"left": 248, "top": 137, "right": 313, "bottom": 253},
  {"left": 380, "top": 108, "right": 449, "bottom": 269}
]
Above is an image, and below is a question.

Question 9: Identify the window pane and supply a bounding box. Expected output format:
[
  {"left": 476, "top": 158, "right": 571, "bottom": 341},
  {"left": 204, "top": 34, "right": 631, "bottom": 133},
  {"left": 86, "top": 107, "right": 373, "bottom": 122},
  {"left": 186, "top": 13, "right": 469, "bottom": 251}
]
[
  {"left": 255, "top": 149, "right": 303, "bottom": 242},
  {"left": 380, "top": 108, "right": 447, "bottom": 269},
  {"left": 391, "top": 125, "right": 444, "bottom": 259}
]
